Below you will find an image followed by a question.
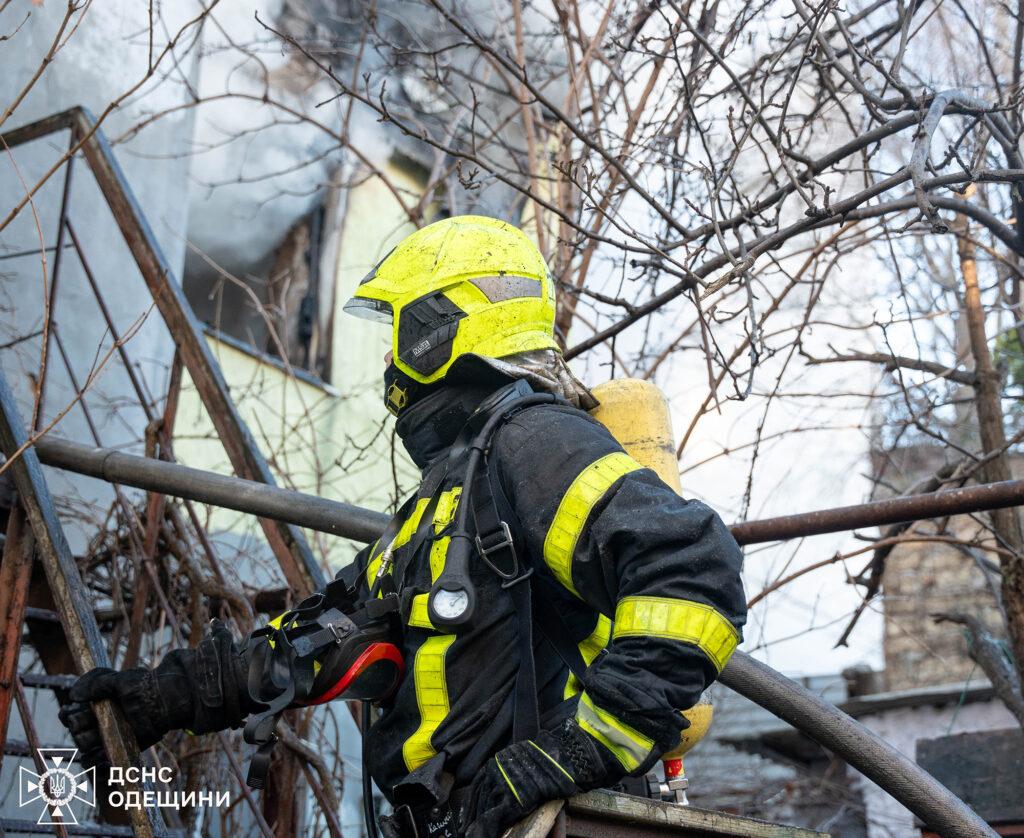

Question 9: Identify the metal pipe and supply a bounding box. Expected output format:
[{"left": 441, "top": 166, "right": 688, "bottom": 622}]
[
  {"left": 33, "top": 436, "right": 1024, "bottom": 547},
  {"left": 33, "top": 436, "right": 390, "bottom": 543},
  {"left": 720, "top": 652, "right": 995, "bottom": 837},
  {"left": 729, "top": 478, "right": 1024, "bottom": 544}
]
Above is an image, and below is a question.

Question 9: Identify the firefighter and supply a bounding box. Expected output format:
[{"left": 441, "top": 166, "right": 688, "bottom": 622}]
[{"left": 60, "top": 215, "right": 746, "bottom": 838}]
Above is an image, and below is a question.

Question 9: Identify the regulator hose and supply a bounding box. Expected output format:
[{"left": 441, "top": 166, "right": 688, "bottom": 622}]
[
  {"left": 362, "top": 701, "right": 379, "bottom": 838},
  {"left": 720, "top": 651, "right": 996, "bottom": 838}
]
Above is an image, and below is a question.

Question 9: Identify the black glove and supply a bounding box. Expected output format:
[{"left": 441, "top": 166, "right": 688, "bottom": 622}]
[
  {"left": 59, "top": 620, "right": 253, "bottom": 767},
  {"left": 461, "top": 719, "right": 620, "bottom": 838}
]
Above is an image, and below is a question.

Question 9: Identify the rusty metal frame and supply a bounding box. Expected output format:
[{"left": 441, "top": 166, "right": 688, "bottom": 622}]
[
  {"left": 0, "top": 506, "right": 34, "bottom": 767},
  {"left": 0, "top": 108, "right": 339, "bottom": 836},
  {"left": 0, "top": 107, "right": 324, "bottom": 598},
  {"left": 30, "top": 247, "right": 282, "bottom": 836},
  {"left": 0, "top": 372, "right": 159, "bottom": 838}
]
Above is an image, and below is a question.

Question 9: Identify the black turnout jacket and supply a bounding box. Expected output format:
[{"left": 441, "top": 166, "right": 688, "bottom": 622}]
[{"left": 352, "top": 378, "right": 746, "bottom": 808}]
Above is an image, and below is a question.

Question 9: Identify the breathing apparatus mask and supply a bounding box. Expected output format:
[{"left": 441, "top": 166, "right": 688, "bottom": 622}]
[{"left": 241, "top": 575, "right": 404, "bottom": 789}]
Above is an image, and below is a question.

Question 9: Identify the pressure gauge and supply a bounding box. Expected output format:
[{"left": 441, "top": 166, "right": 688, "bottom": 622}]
[{"left": 431, "top": 589, "right": 470, "bottom": 621}]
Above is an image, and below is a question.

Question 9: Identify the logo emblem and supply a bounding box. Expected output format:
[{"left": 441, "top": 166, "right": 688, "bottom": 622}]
[{"left": 20, "top": 748, "right": 95, "bottom": 825}]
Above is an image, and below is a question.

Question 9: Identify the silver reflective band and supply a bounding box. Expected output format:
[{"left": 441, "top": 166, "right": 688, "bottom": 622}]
[
  {"left": 469, "top": 274, "right": 542, "bottom": 303},
  {"left": 342, "top": 296, "right": 393, "bottom": 323},
  {"left": 575, "top": 692, "right": 654, "bottom": 773}
]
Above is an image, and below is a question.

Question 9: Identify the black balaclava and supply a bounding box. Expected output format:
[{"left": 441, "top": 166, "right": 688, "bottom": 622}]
[{"left": 391, "top": 355, "right": 516, "bottom": 470}]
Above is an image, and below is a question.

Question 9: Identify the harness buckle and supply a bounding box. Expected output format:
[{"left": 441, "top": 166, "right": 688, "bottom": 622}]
[{"left": 475, "top": 521, "right": 519, "bottom": 580}]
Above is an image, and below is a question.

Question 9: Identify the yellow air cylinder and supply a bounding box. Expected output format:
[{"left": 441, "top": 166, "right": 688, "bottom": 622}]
[
  {"left": 590, "top": 378, "right": 711, "bottom": 803},
  {"left": 590, "top": 379, "right": 682, "bottom": 494}
]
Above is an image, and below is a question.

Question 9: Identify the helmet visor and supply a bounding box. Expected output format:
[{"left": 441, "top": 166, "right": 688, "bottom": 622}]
[{"left": 342, "top": 296, "right": 393, "bottom": 324}]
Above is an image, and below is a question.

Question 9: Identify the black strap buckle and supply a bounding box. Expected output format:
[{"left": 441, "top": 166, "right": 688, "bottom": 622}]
[
  {"left": 327, "top": 621, "right": 351, "bottom": 643},
  {"left": 501, "top": 565, "right": 533, "bottom": 590},
  {"left": 246, "top": 734, "right": 278, "bottom": 790},
  {"left": 475, "top": 521, "right": 518, "bottom": 579}
]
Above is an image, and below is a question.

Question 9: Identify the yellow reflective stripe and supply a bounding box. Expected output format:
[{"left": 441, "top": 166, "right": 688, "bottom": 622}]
[
  {"left": 433, "top": 487, "right": 461, "bottom": 530},
  {"left": 396, "top": 497, "right": 432, "bottom": 546},
  {"left": 575, "top": 692, "right": 653, "bottom": 773},
  {"left": 428, "top": 489, "right": 459, "bottom": 582},
  {"left": 613, "top": 596, "right": 739, "bottom": 672},
  {"left": 403, "top": 635, "right": 456, "bottom": 772},
  {"left": 408, "top": 594, "right": 435, "bottom": 630},
  {"left": 495, "top": 756, "right": 522, "bottom": 805},
  {"left": 563, "top": 615, "right": 612, "bottom": 700},
  {"left": 428, "top": 536, "right": 449, "bottom": 583},
  {"left": 527, "top": 741, "right": 574, "bottom": 784},
  {"left": 543, "top": 452, "right": 642, "bottom": 597},
  {"left": 407, "top": 542, "right": 453, "bottom": 632},
  {"left": 361, "top": 539, "right": 380, "bottom": 588},
  {"left": 366, "top": 491, "right": 458, "bottom": 592},
  {"left": 365, "top": 553, "right": 386, "bottom": 595}
]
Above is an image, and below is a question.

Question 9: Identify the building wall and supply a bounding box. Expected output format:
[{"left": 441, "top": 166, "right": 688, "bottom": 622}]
[
  {"left": 882, "top": 514, "right": 1005, "bottom": 691},
  {"left": 857, "top": 699, "right": 1017, "bottom": 838},
  {"left": 173, "top": 160, "right": 425, "bottom": 578},
  {"left": 872, "top": 445, "right": 1019, "bottom": 691}
]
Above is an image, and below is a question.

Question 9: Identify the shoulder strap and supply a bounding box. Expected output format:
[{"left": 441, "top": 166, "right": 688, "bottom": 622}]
[
  {"left": 531, "top": 584, "right": 590, "bottom": 681},
  {"left": 427, "top": 385, "right": 559, "bottom": 629},
  {"left": 468, "top": 391, "right": 598, "bottom": 742},
  {"left": 474, "top": 460, "right": 539, "bottom": 741},
  {"left": 477, "top": 461, "right": 590, "bottom": 699}
]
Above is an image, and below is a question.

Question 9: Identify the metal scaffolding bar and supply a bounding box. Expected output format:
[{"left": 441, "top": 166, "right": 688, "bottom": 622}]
[{"left": 35, "top": 436, "right": 390, "bottom": 542}]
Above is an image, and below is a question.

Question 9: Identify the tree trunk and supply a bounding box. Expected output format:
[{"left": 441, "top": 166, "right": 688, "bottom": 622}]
[{"left": 957, "top": 208, "right": 1024, "bottom": 684}]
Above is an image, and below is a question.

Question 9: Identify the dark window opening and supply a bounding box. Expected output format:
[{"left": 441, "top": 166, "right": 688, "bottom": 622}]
[{"left": 183, "top": 200, "right": 335, "bottom": 384}]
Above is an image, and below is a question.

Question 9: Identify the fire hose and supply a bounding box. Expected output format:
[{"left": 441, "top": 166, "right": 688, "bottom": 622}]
[{"left": 31, "top": 436, "right": 1001, "bottom": 836}]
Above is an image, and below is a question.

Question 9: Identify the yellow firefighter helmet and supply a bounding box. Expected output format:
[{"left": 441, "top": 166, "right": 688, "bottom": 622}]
[{"left": 343, "top": 215, "right": 558, "bottom": 385}]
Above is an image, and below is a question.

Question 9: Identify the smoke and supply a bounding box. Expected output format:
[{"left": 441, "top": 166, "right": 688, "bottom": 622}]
[
  {"left": 183, "top": 1, "right": 387, "bottom": 282},
  {"left": 182, "top": 0, "right": 568, "bottom": 284}
]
